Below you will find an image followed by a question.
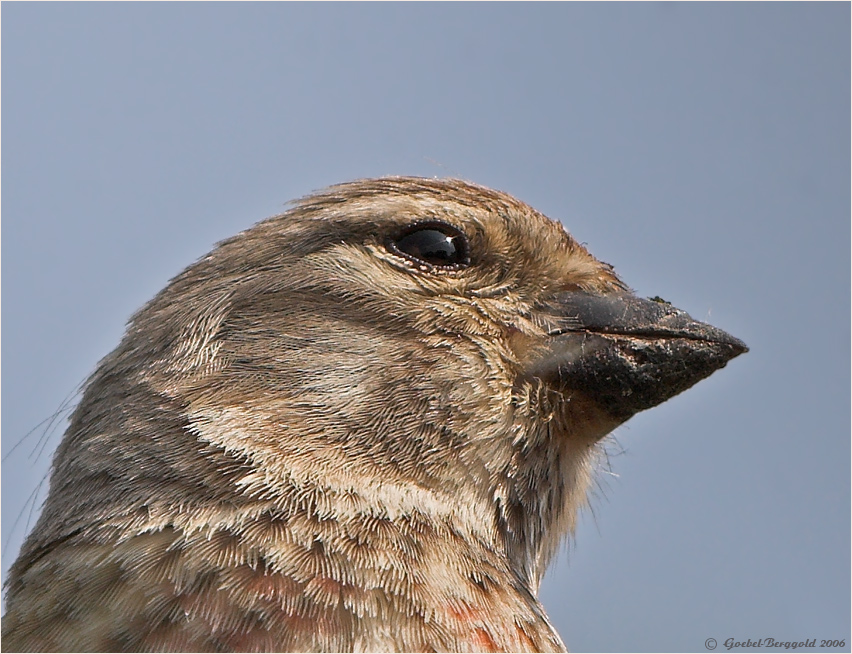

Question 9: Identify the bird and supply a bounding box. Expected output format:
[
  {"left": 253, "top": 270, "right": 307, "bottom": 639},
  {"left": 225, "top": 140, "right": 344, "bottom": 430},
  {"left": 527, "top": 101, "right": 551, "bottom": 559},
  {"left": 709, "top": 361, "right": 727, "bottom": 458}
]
[{"left": 2, "top": 177, "right": 747, "bottom": 652}]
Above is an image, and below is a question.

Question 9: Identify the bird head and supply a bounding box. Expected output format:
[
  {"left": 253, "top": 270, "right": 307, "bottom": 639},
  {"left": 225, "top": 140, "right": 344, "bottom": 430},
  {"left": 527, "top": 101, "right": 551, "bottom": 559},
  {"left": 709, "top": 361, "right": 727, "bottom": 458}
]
[{"left": 4, "top": 177, "right": 746, "bottom": 652}]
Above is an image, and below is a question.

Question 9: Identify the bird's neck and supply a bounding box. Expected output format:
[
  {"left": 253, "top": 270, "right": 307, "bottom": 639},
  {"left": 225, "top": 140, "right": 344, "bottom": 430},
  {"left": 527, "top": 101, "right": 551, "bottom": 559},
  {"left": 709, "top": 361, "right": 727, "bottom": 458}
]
[{"left": 9, "top": 491, "right": 566, "bottom": 652}]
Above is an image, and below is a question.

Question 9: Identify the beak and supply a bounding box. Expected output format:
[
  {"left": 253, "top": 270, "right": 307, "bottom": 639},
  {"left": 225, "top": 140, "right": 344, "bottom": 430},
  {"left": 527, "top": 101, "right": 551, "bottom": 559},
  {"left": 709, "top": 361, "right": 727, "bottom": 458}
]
[{"left": 531, "top": 292, "right": 748, "bottom": 421}]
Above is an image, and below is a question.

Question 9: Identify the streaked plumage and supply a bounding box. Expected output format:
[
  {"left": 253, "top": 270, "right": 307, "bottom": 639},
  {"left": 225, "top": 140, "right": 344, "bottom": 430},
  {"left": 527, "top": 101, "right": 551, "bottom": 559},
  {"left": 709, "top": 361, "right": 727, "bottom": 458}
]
[{"left": 2, "top": 178, "right": 746, "bottom": 651}]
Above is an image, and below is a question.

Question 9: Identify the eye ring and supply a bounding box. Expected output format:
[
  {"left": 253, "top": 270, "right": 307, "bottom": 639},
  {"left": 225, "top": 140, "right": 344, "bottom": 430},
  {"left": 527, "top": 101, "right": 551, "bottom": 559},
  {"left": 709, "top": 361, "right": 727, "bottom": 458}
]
[{"left": 386, "top": 221, "right": 471, "bottom": 270}]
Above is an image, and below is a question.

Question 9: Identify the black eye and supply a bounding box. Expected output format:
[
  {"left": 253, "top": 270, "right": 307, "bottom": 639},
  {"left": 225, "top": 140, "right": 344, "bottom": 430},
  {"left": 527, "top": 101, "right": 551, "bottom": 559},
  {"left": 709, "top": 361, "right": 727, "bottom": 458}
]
[{"left": 389, "top": 222, "right": 470, "bottom": 269}]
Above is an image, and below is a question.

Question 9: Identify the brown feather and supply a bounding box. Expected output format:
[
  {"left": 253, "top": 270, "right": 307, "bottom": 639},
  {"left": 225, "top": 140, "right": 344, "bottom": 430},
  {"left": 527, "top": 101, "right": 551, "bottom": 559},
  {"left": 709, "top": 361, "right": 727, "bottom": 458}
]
[{"left": 3, "top": 177, "right": 745, "bottom": 652}]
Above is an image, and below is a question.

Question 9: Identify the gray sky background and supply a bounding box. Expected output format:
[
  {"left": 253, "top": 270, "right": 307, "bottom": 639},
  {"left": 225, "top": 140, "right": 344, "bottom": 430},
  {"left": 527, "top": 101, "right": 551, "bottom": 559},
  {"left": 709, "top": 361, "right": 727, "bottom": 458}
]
[{"left": 2, "top": 4, "right": 849, "bottom": 652}]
